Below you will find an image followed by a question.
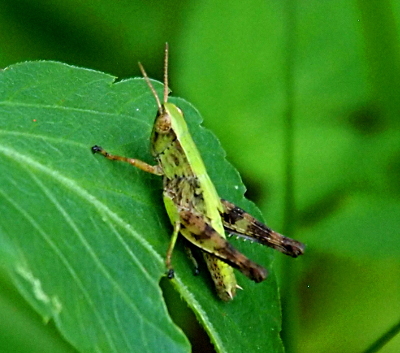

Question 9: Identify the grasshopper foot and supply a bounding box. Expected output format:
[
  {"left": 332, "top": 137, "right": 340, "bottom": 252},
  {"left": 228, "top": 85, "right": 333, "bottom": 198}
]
[
  {"left": 167, "top": 268, "right": 175, "bottom": 279},
  {"left": 91, "top": 145, "right": 103, "bottom": 154}
]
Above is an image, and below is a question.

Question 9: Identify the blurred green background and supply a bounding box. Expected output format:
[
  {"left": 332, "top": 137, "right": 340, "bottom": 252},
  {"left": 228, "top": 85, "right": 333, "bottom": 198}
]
[{"left": 1, "top": 0, "right": 400, "bottom": 352}]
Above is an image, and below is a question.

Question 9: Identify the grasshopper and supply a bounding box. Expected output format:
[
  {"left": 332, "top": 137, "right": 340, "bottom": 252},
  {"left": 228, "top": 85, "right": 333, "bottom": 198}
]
[{"left": 91, "top": 44, "right": 305, "bottom": 301}]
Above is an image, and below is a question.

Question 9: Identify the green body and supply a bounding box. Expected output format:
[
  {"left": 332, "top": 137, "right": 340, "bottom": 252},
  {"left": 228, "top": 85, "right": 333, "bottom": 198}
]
[
  {"left": 91, "top": 45, "right": 305, "bottom": 301},
  {"left": 152, "top": 102, "right": 238, "bottom": 300}
]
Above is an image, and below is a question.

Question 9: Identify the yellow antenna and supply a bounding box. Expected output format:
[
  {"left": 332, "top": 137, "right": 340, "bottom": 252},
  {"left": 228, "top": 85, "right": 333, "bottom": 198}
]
[
  {"left": 163, "top": 42, "right": 169, "bottom": 104},
  {"left": 138, "top": 43, "right": 170, "bottom": 114}
]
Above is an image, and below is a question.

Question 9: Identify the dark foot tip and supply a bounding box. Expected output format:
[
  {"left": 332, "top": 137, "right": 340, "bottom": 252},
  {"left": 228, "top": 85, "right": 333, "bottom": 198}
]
[
  {"left": 167, "top": 269, "right": 175, "bottom": 279},
  {"left": 91, "top": 145, "right": 102, "bottom": 154}
]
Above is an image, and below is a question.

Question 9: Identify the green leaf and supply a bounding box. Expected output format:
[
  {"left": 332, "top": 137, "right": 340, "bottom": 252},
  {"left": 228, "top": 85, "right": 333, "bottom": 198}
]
[
  {"left": 0, "top": 61, "right": 284, "bottom": 352},
  {"left": 0, "top": 269, "right": 77, "bottom": 353}
]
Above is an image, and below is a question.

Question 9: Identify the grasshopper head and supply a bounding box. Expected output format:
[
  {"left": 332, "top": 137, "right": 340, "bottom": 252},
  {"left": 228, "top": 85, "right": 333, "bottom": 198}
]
[
  {"left": 150, "top": 102, "right": 184, "bottom": 157},
  {"left": 153, "top": 105, "right": 172, "bottom": 134},
  {"left": 149, "top": 104, "right": 173, "bottom": 156}
]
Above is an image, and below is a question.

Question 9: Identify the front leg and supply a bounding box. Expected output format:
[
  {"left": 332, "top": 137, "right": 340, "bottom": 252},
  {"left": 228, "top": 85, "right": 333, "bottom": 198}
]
[{"left": 91, "top": 145, "right": 163, "bottom": 175}]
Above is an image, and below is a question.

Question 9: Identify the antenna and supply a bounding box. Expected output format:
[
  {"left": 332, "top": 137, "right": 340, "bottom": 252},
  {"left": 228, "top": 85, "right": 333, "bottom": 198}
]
[
  {"left": 163, "top": 42, "right": 169, "bottom": 104},
  {"left": 138, "top": 61, "right": 163, "bottom": 113},
  {"left": 138, "top": 43, "right": 170, "bottom": 113}
]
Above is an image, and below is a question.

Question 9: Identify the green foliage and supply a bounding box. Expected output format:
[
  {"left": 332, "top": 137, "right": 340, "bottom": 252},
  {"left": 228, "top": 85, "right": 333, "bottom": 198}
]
[
  {"left": 1, "top": 0, "right": 400, "bottom": 352},
  {"left": 0, "top": 61, "right": 284, "bottom": 352}
]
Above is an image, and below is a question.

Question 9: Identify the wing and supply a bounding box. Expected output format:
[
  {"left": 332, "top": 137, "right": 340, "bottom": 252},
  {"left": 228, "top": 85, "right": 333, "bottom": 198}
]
[{"left": 220, "top": 199, "right": 305, "bottom": 257}]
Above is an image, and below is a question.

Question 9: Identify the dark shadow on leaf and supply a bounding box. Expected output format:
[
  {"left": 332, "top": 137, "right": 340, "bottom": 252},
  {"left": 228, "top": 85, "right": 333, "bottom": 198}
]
[{"left": 297, "top": 189, "right": 349, "bottom": 228}]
